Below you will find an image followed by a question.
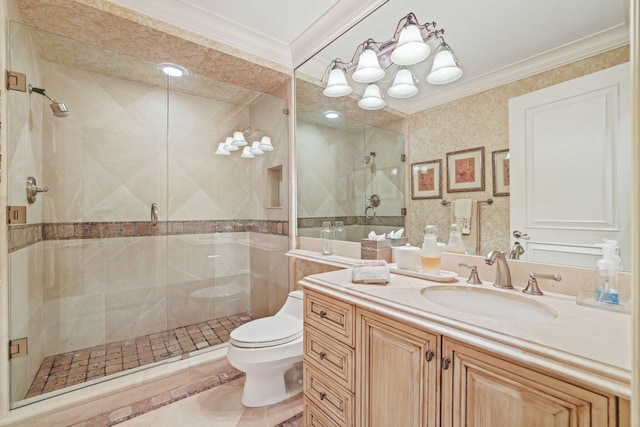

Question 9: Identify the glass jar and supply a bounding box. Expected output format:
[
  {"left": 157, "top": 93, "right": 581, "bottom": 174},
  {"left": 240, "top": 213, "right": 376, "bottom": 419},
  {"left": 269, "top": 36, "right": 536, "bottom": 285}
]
[
  {"left": 320, "top": 221, "right": 334, "bottom": 255},
  {"left": 334, "top": 221, "right": 346, "bottom": 241}
]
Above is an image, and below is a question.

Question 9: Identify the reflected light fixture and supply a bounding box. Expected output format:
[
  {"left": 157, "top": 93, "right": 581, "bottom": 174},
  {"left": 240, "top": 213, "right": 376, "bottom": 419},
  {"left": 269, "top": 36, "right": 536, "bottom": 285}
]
[
  {"left": 324, "top": 111, "right": 341, "bottom": 119},
  {"left": 215, "top": 127, "right": 275, "bottom": 158},
  {"left": 321, "top": 12, "right": 462, "bottom": 109}
]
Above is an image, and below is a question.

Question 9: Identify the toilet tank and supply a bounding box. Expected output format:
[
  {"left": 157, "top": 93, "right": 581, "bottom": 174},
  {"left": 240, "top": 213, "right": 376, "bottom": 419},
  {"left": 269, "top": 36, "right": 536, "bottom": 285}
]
[{"left": 276, "top": 290, "right": 304, "bottom": 319}]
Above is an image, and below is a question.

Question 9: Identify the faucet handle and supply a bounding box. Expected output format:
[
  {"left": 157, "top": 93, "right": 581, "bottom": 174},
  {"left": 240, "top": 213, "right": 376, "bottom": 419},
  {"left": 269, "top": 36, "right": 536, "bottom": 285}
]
[
  {"left": 523, "top": 273, "right": 561, "bottom": 296},
  {"left": 458, "top": 263, "right": 482, "bottom": 285}
]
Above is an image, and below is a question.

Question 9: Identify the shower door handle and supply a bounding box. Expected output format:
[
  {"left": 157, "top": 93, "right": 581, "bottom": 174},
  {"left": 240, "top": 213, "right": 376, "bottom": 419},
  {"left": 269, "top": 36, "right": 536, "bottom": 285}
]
[{"left": 151, "top": 203, "right": 158, "bottom": 227}]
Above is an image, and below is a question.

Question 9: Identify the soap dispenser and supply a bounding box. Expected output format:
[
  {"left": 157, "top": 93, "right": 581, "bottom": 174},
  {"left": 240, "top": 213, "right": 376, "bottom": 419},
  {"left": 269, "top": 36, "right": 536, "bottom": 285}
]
[
  {"left": 445, "top": 223, "right": 466, "bottom": 254},
  {"left": 421, "top": 225, "right": 441, "bottom": 274},
  {"left": 595, "top": 239, "right": 621, "bottom": 305}
]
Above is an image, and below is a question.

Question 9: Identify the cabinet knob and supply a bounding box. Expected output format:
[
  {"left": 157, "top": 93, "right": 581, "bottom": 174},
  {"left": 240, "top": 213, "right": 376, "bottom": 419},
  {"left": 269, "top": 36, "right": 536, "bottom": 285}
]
[
  {"left": 319, "top": 391, "right": 327, "bottom": 400},
  {"left": 319, "top": 310, "right": 327, "bottom": 318},
  {"left": 442, "top": 357, "right": 451, "bottom": 370},
  {"left": 425, "top": 350, "right": 435, "bottom": 362},
  {"left": 319, "top": 351, "right": 327, "bottom": 360}
]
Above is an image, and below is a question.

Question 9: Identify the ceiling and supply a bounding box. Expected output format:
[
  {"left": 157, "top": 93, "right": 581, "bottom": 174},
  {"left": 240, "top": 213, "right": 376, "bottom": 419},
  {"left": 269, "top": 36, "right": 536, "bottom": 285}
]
[{"left": 106, "top": 0, "right": 629, "bottom": 113}]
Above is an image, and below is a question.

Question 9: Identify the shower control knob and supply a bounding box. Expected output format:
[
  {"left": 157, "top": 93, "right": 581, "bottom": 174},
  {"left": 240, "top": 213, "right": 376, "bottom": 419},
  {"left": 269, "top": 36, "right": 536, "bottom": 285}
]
[{"left": 26, "top": 176, "right": 50, "bottom": 203}]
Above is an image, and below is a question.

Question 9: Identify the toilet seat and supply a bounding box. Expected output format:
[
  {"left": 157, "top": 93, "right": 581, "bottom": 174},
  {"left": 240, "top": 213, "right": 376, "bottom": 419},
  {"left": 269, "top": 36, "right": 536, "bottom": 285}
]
[{"left": 230, "top": 314, "right": 302, "bottom": 348}]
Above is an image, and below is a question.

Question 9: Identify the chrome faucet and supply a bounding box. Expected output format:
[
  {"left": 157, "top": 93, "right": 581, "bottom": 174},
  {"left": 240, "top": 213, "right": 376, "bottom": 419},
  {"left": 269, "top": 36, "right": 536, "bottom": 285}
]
[
  {"left": 485, "top": 250, "right": 514, "bottom": 289},
  {"left": 509, "top": 241, "right": 525, "bottom": 260}
]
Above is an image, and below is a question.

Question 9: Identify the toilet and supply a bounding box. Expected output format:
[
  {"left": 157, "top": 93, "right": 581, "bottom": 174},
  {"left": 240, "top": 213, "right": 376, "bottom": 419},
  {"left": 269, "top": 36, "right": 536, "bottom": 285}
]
[{"left": 227, "top": 290, "right": 304, "bottom": 407}]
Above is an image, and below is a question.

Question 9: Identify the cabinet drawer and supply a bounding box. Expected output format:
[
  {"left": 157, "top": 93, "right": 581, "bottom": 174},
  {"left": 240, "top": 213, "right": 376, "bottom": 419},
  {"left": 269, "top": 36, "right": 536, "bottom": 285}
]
[
  {"left": 304, "top": 365, "right": 354, "bottom": 426},
  {"left": 305, "top": 291, "right": 354, "bottom": 346},
  {"left": 304, "top": 401, "right": 342, "bottom": 427},
  {"left": 305, "top": 325, "right": 355, "bottom": 392}
]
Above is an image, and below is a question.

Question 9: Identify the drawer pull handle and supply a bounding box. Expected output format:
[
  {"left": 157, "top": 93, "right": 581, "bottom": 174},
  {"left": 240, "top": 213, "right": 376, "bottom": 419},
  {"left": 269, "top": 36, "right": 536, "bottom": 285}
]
[
  {"left": 319, "top": 391, "right": 327, "bottom": 400},
  {"left": 442, "top": 357, "right": 451, "bottom": 370},
  {"left": 319, "top": 351, "right": 327, "bottom": 360},
  {"left": 319, "top": 310, "right": 327, "bottom": 318},
  {"left": 425, "top": 350, "right": 434, "bottom": 362}
]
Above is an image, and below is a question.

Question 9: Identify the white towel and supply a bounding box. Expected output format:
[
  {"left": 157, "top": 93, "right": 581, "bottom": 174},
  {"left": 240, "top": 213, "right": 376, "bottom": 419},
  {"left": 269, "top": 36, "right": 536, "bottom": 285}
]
[
  {"left": 451, "top": 200, "right": 479, "bottom": 254},
  {"left": 352, "top": 260, "right": 389, "bottom": 284},
  {"left": 454, "top": 199, "right": 473, "bottom": 235}
]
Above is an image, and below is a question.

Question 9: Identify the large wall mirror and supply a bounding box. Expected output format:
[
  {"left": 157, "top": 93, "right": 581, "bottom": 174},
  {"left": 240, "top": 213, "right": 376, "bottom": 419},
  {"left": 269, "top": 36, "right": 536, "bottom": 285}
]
[{"left": 294, "top": 0, "right": 630, "bottom": 270}]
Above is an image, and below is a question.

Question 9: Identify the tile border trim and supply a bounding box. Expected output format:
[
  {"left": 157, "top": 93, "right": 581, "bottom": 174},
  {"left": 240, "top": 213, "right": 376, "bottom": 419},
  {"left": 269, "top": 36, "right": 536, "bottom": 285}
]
[{"left": 9, "top": 220, "right": 289, "bottom": 252}]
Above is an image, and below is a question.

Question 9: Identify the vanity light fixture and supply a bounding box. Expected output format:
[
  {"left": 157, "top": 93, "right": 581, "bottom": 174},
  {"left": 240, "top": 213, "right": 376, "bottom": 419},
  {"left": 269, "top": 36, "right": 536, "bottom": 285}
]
[{"left": 322, "top": 12, "right": 463, "bottom": 109}]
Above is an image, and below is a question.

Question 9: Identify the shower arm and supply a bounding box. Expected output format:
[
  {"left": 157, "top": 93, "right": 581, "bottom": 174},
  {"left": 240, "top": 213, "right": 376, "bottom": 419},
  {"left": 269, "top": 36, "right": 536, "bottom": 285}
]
[{"left": 29, "top": 85, "right": 56, "bottom": 102}]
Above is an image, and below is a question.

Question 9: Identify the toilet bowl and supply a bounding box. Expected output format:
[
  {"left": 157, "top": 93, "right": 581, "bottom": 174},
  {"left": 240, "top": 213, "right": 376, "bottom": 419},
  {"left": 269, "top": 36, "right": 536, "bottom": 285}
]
[{"left": 227, "top": 290, "right": 304, "bottom": 407}]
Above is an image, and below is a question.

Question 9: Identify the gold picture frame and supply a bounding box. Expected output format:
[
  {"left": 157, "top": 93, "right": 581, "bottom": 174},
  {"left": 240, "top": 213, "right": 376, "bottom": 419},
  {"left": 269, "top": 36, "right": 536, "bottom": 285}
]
[
  {"left": 411, "top": 159, "right": 442, "bottom": 199},
  {"left": 446, "top": 147, "right": 485, "bottom": 192},
  {"left": 492, "top": 149, "right": 510, "bottom": 196}
]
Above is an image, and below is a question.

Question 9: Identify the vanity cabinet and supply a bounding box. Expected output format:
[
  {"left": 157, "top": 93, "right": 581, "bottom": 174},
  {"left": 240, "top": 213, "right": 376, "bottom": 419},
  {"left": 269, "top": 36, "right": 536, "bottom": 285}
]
[
  {"left": 357, "top": 309, "right": 439, "bottom": 427},
  {"left": 302, "top": 288, "right": 624, "bottom": 427},
  {"left": 440, "top": 339, "right": 614, "bottom": 427},
  {"left": 303, "top": 290, "right": 356, "bottom": 426}
]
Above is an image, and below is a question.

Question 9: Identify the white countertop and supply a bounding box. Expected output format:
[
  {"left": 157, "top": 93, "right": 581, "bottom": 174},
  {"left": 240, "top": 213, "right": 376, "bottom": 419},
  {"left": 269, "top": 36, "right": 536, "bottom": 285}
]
[{"left": 300, "top": 268, "right": 632, "bottom": 398}]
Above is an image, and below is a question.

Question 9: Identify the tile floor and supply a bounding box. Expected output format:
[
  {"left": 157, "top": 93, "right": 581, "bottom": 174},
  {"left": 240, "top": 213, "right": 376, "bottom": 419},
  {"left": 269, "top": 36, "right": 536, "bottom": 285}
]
[
  {"left": 117, "top": 376, "right": 303, "bottom": 427},
  {"left": 26, "top": 312, "right": 255, "bottom": 399}
]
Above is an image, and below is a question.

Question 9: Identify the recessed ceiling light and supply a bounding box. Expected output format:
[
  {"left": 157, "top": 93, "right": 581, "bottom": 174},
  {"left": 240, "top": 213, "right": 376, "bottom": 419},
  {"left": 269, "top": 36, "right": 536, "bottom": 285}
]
[
  {"left": 160, "top": 63, "right": 188, "bottom": 77},
  {"left": 324, "top": 111, "right": 340, "bottom": 119}
]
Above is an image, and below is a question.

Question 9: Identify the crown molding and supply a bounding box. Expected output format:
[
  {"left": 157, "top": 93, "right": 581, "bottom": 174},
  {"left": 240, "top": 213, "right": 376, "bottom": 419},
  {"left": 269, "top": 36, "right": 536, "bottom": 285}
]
[
  {"left": 399, "top": 24, "right": 630, "bottom": 114},
  {"left": 290, "top": 0, "right": 389, "bottom": 68},
  {"left": 108, "top": 0, "right": 293, "bottom": 66}
]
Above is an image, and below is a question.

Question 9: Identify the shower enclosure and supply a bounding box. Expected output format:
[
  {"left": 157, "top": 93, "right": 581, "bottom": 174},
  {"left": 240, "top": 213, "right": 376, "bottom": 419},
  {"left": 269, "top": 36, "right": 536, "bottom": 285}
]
[
  {"left": 6, "top": 22, "right": 290, "bottom": 408},
  {"left": 295, "top": 103, "right": 405, "bottom": 241}
]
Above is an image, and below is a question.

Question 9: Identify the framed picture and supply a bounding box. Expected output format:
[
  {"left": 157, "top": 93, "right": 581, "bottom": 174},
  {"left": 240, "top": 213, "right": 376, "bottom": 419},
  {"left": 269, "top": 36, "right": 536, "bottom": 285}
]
[
  {"left": 446, "top": 147, "right": 485, "bottom": 192},
  {"left": 492, "top": 149, "right": 510, "bottom": 196},
  {"left": 411, "top": 159, "right": 442, "bottom": 199}
]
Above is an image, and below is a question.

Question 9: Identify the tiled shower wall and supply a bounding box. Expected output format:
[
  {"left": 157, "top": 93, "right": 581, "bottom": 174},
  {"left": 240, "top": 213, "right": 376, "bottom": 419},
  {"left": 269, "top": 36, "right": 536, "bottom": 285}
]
[
  {"left": 296, "top": 120, "right": 405, "bottom": 225},
  {"left": 7, "top": 26, "right": 290, "bottom": 402}
]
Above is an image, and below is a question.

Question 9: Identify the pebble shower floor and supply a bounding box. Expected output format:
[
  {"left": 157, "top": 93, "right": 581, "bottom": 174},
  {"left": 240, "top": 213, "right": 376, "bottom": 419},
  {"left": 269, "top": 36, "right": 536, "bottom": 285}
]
[{"left": 25, "top": 312, "right": 255, "bottom": 399}]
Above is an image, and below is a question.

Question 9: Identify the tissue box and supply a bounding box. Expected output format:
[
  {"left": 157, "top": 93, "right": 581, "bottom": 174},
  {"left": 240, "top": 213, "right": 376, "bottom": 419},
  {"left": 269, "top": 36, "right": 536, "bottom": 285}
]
[
  {"left": 361, "top": 239, "right": 392, "bottom": 263},
  {"left": 389, "top": 237, "right": 408, "bottom": 247}
]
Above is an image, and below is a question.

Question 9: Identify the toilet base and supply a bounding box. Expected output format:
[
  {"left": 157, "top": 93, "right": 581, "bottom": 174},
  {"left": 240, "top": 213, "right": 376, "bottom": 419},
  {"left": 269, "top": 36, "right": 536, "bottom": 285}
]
[{"left": 241, "top": 361, "right": 303, "bottom": 407}]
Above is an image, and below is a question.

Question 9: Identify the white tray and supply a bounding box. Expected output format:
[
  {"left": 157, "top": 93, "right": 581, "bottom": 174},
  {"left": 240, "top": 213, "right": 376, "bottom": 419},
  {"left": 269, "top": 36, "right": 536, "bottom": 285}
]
[{"left": 389, "top": 264, "right": 458, "bottom": 283}]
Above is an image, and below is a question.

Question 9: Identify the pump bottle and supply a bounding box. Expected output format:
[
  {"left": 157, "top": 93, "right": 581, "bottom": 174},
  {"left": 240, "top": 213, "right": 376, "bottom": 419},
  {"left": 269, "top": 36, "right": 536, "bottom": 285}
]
[
  {"left": 421, "top": 225, "right": 441, "bottom": 274},
  {"left": 595, "top": 239, "right": 621, "bottom": 305}
]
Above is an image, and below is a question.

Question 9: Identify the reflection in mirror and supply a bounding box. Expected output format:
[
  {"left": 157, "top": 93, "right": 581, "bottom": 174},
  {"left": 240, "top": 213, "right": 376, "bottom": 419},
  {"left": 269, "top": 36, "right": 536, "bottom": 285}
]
[
  {"left": 295, "top": 78, "right": 406, "bottom": 242},
  {"left": 294, "top": 0, "right": 630, "bottom": 270}
]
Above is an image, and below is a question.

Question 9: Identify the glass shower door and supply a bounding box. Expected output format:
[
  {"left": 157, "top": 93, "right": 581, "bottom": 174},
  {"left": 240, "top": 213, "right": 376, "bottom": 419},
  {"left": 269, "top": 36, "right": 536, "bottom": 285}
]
[{"left": 7, "top": 22, "right": 170, "bottom": 407}]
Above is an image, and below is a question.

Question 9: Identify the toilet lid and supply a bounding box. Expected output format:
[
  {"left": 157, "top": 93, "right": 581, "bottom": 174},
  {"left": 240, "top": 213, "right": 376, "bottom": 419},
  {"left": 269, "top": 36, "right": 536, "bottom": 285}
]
[{"left": 230, "top": 314, "right": 302, "bottom": 348}]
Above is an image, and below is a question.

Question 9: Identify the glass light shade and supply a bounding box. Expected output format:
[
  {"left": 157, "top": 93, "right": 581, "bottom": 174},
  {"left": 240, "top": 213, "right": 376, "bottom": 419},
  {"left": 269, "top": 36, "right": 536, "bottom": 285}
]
[
  {"left": 214, "top": 142, "right": 230, "bottom": 156},
  {"left": 387, "top": 67, "right": 419, "bottom": 98},
  {"left": 427, "top": 49, "right": 463, "bottom": 84},
  {"left": 358, "top": 84, "right": 385, "bottom": 110},
  {"left": 390, "top": 25, "right": 431, "bottom": 65},
  {"left": 240, "top": 146, "right": 255, "bottom": 158},
  {"left": 223, "top": 136, "right": 239, "bottom": 151},
  {"left": 323, "top": 68, "right": 352, "bottom": 97},
  {"left": 352, "top": 49, "right": 385, "bottom": 83},
  {"left": 250, "top": 141, "right": 264, "bottom": 155},
  {"left": 232, "top": 131, "right": 248, "bottom": 146},
  {"left": 259, "top": 136, "right": 274, "bottom": 151}
]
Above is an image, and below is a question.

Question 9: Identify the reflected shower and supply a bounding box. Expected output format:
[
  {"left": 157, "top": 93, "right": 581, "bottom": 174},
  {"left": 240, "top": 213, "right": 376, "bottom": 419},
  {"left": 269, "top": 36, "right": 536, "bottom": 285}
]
[
  {"left": 28, "top": 84, "right": 70, "bottom": 117},
  {"left": 364, "top": 151, "right": 377, "bottom": 173}
]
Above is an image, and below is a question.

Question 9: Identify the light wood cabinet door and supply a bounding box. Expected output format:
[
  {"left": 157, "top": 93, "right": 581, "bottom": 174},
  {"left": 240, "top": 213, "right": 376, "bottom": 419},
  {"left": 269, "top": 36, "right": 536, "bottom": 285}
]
[
  {"left": 441, "top": 339, "right": 616, "bottom": 427},
  {"left": 357, "top": 309, "right": 439, "bottom": 427}
]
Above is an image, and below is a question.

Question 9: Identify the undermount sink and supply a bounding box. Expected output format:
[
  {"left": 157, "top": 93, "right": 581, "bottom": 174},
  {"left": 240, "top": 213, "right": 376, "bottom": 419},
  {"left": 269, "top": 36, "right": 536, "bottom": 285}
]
[{"left": 420, "top": 286, "right": 557, "bottom": 322}]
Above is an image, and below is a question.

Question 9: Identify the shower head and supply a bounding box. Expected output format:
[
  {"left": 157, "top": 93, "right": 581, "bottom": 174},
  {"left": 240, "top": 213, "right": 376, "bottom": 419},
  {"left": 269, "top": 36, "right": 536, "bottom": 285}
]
[{"left": 29, "top": 85, "right": 71, "bottom": 118}]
